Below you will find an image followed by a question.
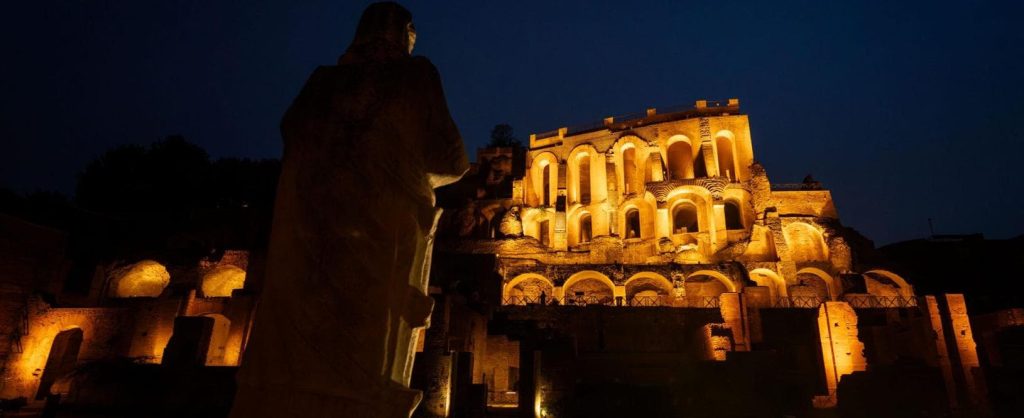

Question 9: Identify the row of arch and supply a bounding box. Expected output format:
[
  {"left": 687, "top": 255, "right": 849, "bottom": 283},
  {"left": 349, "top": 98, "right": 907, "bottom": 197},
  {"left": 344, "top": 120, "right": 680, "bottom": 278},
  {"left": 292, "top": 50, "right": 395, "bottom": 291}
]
[
  {"left": 503, "top": 268, "right": 912, "bottom": 305},
  {"left": 530, "top": 131, "right": 743, "bottom": 208},
  {"left": 504, "top": 270, "right": 737, "bottom": 304},
  {"left": 527, "top": 190, "right": 752, "bottom": 247},
  {"left": 108, "top": 260, "right": 246, "bottom": 298}
]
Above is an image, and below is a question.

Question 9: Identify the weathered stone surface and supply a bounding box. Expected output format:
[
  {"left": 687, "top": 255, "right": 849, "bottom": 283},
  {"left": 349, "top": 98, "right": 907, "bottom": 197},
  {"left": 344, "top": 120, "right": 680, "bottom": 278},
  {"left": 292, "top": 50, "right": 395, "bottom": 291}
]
[
  {"left": 230, "top": 3, "right": 468, "bottom": 418},
  {"left": 498, "top": 206, "right": 523, "bottom": 237}
]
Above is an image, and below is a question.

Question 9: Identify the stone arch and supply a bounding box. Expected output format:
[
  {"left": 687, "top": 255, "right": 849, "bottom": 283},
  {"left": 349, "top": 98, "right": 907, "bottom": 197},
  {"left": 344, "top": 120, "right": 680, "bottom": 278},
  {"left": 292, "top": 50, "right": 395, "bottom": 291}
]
[
  {"left": 749, "top": 268, "right": 787, "bottom": 299},
  {"left": 722, "top": 189, "right": 754, "bottom": 229},
  {"left": 614, "top": 135, "right": 648, "bottom": 196},
  {"left": 685, "top": 270, "right": 737, "bottom": 298},
  {"left": 562, "top": 270, "right": 615, "bottom": 304},
  {"left": 579, "top": 212, "right": 593, "bottom": 244},
  {"left": 621, "top": 144, "right": 639, "bottom": 195},
  {"left": 624, "top": 272, "right": 673, "bottom": 304},
  {"left": 109, "top": 260, "right": 170, "bottom": 298},
  {"left": 568, "top": 144, "right": 600, "bottom": 205},
  {"left": 784, "top": 222, "right": 829, "bottom": 263},
  {"left": 793, "top": 267, "right": 837, "bottom": 300},
  {"left": 665, "top": 135, "right": 695, "bottom": 180},
  {"left": 567, "top": 208, "right": 595, "bottom": 247},
  {"left": 529, "top": 152, "right": 559, "bottom": 207},
  {"left": 201, "top": 265, "right": 246, "bottom": 297},
  {"left": 620, "top": 196, "right": 656, "bottom": 239},
  {"left": 666, "top": 187, "right": 712, "bottom": 234},
  {"left": 864, "top": 269, "right": 914, "bottom": 298},
  {"left": 724, "top": 200, "right": 744, "bottom": 230},
  {"left": 504, "top": 273, "right": 555, "bottom": 303},
  {"left": 672, "top": 201, "right": 700, "bottom": 233},
  {"left": 715, "top": 130, "right": 737, "bottom": 180},
  {"left": 520, "top": 208, "right": 552, "bottom": 244}
]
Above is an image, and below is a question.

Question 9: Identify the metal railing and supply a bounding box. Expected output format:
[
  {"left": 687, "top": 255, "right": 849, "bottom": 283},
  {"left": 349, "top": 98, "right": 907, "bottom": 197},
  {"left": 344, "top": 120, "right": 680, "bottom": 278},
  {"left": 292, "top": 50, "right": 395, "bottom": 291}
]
[
  {"left": 505, "top": 294, "right": 920, "bottom": 309},
  {"left": 843, "top": 295, "right": 919, "bottom": 309},
  {"left": 764, "top": 296, "right": 827, "bottom": 308},
  {"left": 503, "top": 295, "right": 721, "bottom": 308},
  {"left": 564, "top": 295, "right": 616, "bottom": 307},
  {"left": 628, "top": 295, "right": 668, "bottom": 307},
  {"left": 679, "top": 296, "right": 722, "bottom": 308},
  {"left": 503, "top": 295, "right": 545, "bottom": 306},
  {"left": 487, "top": 391, "right": 518, "bottom": 407}
]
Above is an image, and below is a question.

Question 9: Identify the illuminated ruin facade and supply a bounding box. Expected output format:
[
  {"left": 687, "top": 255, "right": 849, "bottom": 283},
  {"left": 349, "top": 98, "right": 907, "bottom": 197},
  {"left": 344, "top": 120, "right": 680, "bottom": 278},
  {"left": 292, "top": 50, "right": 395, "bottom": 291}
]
[
  {"left": 0, "top": 232, "right": 255, "bottom": 410},
  {"left": 427, "top": 99, "right": 995, "bottom": 417},
  {"left": 0, "top": 99, "right": 1013, "bottom": 417},
  {"left": 497, "top": 98, "right": 910, "bottom": 307}
]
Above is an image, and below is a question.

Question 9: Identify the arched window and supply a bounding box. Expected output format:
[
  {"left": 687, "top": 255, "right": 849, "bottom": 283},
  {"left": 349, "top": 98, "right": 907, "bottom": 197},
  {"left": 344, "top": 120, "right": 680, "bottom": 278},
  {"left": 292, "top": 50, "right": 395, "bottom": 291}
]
[
  {"left": 579, "top": 214, "right": 592, "bottom": 244},
  {"left": 623, "top": 147, "right": 637, "bottom": 195},
  {"left": 667, "top": 141, "right": 694, "bottom": 180},
  {"left": 625, "top": 208, "right": 641, "bottom": 239},
  {"left": 694, "top": 148, "right": 708, "bottom": 178},
  {"left": 672, "top": 203, "right": 699, "bottom": 233},
  {"left": 724, "top": 201, "right": 743, "bottom": 230},
  {"left": 578, "top": 156, "right": 591, "bottom": 204},
  {"left": 716, "top": 136, "right": 736, "bottom": 180},
  {"left": 541, "top": 164, "right": 551, "bottom": 206}
]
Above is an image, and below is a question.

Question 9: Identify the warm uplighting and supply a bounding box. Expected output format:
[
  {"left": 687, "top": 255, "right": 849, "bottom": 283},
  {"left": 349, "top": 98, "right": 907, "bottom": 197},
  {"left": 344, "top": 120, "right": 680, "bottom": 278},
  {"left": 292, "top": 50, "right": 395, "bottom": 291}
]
[
  {"left": 201, "top": 265, "right": 247, "bottom": 297},
  {"left": 109, "top": 260, "right": 170, "bottom": 297}
]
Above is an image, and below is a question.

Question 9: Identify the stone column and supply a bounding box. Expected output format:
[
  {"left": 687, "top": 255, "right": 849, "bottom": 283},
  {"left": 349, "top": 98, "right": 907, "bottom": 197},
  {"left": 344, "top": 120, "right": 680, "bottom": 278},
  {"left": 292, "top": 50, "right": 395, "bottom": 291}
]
[
  {"left": 924, "top": 295, "right": 959, "bottom": 409},
  {"left": 814, "top": 301, "right": 867, "bottom": 408},
  {"left": 719, "top": 292, "right": 749, "bottom": 352},
  {"left": 414, "top": 295, "right": 453, "bottom": 418}
]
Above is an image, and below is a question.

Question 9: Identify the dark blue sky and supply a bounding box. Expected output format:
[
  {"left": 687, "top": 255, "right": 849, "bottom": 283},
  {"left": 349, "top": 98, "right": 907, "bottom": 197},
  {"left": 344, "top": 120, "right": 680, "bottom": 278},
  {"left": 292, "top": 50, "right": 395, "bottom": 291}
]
[{"left": 2, "top": 0, "right": 1022, "bottom": 245}]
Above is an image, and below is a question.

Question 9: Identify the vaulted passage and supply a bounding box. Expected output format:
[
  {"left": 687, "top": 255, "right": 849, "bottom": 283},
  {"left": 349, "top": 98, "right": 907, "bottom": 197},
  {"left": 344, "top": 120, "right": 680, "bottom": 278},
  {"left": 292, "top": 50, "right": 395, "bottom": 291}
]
[
  {"left": 716, "top": 135, "right": 735, "bottom": 180},
  {"left": 623, "top": 147, "right": 637, "bottom": 195},
  {"left": 667, "top": 141, "right": 694, "bottom": 180},
  {"left": 673, "top": 203, "right": 699, "bottom": 233},
  {"left": 724, "top": 201, "right": 743, "bottom": 230},
  {"left": 625, "top": 208, "right": 641, "bottom": 239},
  {"left": 579, "top": 213, "right": 592, "bottom": 243}
]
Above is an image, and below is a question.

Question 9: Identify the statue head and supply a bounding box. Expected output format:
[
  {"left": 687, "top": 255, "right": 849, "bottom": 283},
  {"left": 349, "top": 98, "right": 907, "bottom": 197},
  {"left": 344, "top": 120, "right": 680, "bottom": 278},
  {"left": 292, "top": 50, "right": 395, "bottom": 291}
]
[{"left": 345, "top": 2, "right": 416, "bottom": 61}]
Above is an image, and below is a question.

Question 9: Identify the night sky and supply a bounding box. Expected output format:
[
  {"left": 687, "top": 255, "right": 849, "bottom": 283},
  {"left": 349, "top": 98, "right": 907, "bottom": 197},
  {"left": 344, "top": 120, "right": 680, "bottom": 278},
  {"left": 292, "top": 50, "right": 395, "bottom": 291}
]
[{"left": 2, "top": 0, "right": 1022, "bottom": 245}]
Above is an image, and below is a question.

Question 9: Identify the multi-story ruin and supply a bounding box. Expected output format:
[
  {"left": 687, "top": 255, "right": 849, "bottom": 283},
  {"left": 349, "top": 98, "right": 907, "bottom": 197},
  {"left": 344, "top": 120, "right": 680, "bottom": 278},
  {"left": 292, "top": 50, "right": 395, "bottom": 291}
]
[
  {"left": 424, "top": 99, "right": 996, "bottom": 417},
  {"left": 0, "top": 99, "right": 1018, "bottom": 417}
]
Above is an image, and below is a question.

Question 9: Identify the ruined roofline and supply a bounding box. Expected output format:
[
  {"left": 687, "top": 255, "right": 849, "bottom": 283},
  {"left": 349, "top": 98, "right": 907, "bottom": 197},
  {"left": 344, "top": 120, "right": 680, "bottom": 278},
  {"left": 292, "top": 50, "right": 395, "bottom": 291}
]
[{"left": 529, "top": 98, "right": 742, "bottom": 148}]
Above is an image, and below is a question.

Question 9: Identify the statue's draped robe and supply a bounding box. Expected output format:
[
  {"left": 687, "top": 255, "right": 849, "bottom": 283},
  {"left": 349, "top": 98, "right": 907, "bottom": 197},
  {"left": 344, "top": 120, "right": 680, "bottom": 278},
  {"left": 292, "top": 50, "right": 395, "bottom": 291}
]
[{"left": 232, "top": 43, "right": 468, "bottom": 417}]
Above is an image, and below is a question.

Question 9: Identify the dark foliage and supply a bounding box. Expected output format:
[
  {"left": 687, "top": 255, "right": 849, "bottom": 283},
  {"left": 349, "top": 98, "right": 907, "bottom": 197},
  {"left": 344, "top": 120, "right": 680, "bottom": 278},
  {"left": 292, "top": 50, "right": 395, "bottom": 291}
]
[
  {"left": 487, "top": 123, "right": 521, "bottom": 148},
  {"left": 1, "top": 136, "right": 281, "bottom": 293}
]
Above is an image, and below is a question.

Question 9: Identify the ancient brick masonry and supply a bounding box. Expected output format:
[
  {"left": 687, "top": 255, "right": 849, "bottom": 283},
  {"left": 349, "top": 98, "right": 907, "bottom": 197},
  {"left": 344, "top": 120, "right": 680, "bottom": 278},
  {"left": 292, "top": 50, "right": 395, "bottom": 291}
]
[{"left": 423, "top": 98, "right": 990, "bottom": 416}]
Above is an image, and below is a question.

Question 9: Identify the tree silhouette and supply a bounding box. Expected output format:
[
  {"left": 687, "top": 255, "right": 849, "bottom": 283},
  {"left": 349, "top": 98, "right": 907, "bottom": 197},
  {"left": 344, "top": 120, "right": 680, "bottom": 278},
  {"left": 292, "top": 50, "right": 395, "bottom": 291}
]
[
  {"left": 487, "top": 123, "right": 521, "bottom": 148},
  {"left": 75, "top": 135, "right": 212, "bottom": 215}
]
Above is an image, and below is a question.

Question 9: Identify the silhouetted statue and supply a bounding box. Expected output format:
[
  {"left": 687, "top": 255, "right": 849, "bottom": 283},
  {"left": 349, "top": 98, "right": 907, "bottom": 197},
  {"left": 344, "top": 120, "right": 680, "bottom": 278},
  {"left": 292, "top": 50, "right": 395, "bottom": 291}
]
[{"left": 230, "top": 3, "right": 468, "bottom": 418}]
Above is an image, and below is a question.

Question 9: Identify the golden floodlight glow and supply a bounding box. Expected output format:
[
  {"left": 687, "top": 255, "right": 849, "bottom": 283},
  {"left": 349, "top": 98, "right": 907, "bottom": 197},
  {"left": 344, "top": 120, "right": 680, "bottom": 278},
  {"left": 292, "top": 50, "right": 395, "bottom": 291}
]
[
  {"left": 201, "top": 265, "right": 247, "bottom": 297},
  {"left": 110, "top": 260, "right": 170, "bottom": 297}
]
